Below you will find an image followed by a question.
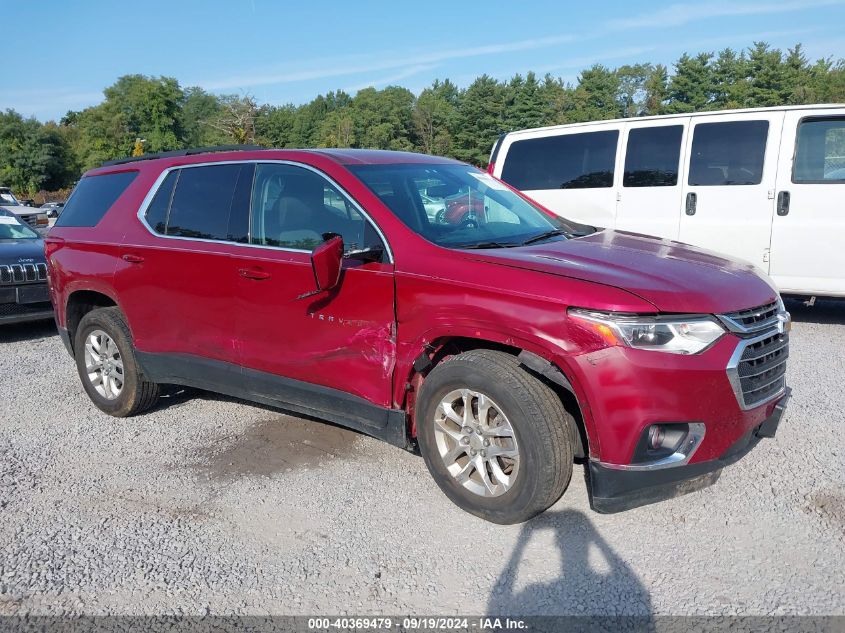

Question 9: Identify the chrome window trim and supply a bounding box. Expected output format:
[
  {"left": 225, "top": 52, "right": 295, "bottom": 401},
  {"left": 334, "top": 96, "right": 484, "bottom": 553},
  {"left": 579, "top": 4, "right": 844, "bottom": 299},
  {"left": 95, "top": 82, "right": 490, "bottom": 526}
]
[
  {"left": 592, "top": 423, "right": 706, "bottom": 472},
  {"left": 726, "top": 317, "right": 789, "bottom": 411},
  {"left": 135, "top": 159, "right": 394, "bottom": 264}
]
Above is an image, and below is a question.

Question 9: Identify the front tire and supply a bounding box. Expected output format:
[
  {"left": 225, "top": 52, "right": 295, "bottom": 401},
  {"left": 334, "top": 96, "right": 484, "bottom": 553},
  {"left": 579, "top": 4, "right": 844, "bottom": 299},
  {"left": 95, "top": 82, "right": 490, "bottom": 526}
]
[
  {"left": 416, "top": 349, "right": 575, "bottom": 524},
  {"left": 74, "top": 307, "right": 160, "bottom": 417}
]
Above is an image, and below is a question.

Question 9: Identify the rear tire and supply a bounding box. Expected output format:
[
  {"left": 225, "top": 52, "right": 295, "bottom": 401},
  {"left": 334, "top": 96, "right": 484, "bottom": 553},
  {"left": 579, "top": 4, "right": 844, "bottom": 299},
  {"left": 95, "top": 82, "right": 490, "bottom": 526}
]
[
  {"left": 74, "top": 307, "right": 160, "bottom": 417},
  {"left": 416, "top": 349, "right": 575, "bottom": 524}
]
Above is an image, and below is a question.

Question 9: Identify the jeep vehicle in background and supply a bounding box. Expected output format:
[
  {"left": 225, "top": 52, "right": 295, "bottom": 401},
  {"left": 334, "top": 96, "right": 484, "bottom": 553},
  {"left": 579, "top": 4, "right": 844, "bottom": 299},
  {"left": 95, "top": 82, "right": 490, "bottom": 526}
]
[
  {"left": 46, "top": 147, "right": 790, "bottom": 524},
  {"left": 489, "top": 104, "right": 845, "bottom": 298},
  {"left": 0, "top": 209, "right": 53, "bottom": 325},
  {"left": 0, "top": 187, "right": 50, "bottom": 229}
]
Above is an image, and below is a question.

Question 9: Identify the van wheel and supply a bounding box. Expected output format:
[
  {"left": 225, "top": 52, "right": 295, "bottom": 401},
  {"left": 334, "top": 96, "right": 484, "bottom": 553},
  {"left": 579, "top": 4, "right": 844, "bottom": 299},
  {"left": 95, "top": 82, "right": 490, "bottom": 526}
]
[
  {"left": 74, "top": 307, "right": 160, "bottom": 417},
  {"left": 416, "top": 349, "right": 574, "bottom": 524}
]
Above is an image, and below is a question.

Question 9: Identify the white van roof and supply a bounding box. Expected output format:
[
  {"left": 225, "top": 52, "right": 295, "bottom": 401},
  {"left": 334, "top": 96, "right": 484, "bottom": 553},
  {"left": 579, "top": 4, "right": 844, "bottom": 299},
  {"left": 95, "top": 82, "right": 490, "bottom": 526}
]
[{"left": 504, "top": 104, "right": 845, "bottom": 138}]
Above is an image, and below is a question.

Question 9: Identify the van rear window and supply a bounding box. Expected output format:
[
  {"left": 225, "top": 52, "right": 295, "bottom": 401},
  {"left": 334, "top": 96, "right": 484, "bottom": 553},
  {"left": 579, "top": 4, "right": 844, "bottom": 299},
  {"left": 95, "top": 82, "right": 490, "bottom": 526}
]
[
  {"left": 56, "top": 171, "right": 138, "bottom": 227},
  {"left": 500, "top": 131, "right": 618, "bottom": 191}
]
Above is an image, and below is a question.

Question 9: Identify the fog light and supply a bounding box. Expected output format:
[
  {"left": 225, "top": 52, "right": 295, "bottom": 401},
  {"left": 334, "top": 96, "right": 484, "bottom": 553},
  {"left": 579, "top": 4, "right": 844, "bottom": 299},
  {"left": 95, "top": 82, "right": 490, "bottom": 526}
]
[{"left": 648, "top": 425, "right": 666, "bottom": 450}]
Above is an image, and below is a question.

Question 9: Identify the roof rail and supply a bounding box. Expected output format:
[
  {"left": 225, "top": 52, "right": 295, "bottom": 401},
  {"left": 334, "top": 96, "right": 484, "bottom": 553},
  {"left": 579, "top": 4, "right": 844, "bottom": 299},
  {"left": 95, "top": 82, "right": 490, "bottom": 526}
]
[{"left": 101, "top": 144, "right": 264, "bottom": 167}]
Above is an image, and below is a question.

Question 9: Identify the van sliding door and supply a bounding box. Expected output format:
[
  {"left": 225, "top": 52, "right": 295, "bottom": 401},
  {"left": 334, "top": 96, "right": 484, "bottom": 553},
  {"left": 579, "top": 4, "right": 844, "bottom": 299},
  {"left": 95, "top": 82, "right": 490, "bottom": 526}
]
[
  {"left": 678, "top": 111, "right": 784, "bottom": 269},
  {"left": 770, "top": 110, "right": 845, "bottom": 296},
  {"left": 615, "top": 118, "right": 689, "bottom": 240}
]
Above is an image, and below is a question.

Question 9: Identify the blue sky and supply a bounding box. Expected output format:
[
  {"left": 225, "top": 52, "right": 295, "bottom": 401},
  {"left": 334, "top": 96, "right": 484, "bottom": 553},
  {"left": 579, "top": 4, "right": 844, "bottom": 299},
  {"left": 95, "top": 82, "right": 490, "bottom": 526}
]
[{"left": 3, "top": 0, "right": 845, "bottom": 121}]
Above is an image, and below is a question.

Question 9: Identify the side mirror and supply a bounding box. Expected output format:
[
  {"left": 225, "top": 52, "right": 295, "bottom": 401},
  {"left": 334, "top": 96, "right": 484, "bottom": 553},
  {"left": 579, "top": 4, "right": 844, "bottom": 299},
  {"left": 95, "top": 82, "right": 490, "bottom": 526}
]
[{"left": 299, "top": 235, "right": 343, "bottom": 299}]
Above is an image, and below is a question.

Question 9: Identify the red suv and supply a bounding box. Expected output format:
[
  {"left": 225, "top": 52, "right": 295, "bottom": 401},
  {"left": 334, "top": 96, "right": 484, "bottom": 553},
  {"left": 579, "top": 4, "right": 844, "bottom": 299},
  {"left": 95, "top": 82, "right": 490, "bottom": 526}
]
[{"left": 46, "top": 147, "right": 791, "bottom": 524}]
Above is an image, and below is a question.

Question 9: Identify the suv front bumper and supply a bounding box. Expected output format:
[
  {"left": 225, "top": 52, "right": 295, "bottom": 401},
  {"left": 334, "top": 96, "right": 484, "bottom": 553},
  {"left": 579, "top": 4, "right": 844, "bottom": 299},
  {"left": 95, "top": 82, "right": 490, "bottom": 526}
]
[{"left": 588, "top": 389, "right": 790, "bottom": 513}]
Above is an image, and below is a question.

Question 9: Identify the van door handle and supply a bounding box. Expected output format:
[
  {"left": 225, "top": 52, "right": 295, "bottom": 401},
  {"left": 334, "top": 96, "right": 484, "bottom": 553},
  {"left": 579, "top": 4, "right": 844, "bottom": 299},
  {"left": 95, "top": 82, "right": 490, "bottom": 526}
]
[
  {"left": 777, "top": 191, "right": 791, "bottom": 216},
  {"left": 239, "top": 267, "right": 271, "bottom": 280},
  {"left": 122, "top": 254, "right": 144, "bottom": 263},
  {"left": 685, "top": 192, "right": 697, "bottom": 216}
]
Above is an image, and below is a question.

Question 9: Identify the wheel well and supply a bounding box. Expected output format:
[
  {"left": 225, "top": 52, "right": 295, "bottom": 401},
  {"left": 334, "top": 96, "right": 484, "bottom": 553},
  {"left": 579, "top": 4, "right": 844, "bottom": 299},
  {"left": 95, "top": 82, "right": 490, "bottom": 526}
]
[
  {"left": 65, "top": 291, "right": 117, "bottom": 351},
  {"left": 414, "top": 337, "right": 589, "bottom": 458}
]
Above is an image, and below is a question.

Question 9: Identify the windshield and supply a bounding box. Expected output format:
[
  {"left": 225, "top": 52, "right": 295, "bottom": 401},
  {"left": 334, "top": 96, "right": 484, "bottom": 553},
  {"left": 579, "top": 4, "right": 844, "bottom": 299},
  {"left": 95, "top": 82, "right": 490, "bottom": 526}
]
[
  {"left": 0, "top": 191, "right": 21, "bottom": 207},
  {"left": 0, "top": 215, "right": 39, "bottom": 239},
  {"left": 350, "top": 163, "right": 573, "bottom": 248}
]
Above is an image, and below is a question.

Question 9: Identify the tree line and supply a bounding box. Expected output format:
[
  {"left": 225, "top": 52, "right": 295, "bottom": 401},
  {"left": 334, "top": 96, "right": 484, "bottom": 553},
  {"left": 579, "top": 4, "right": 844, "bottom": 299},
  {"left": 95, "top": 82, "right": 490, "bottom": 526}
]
[{"left": 2, "top": 42, "right": 844, "bottom": 196}]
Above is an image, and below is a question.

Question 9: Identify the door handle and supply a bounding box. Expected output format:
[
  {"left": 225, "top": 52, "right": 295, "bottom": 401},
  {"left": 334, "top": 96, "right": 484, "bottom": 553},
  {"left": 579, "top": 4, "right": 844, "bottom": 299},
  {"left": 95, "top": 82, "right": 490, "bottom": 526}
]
[
  {"left": 238, "top": 267, "right": 271, "bottom": 280},
  {"left": 685, "top": 192, "right": 697, "bottom": 216},
  {"left": 121, "top": 254, "right": 144, "bottom": 263},
  {"left": 777, "top": 191, "right": 791, "bottom": 216}
]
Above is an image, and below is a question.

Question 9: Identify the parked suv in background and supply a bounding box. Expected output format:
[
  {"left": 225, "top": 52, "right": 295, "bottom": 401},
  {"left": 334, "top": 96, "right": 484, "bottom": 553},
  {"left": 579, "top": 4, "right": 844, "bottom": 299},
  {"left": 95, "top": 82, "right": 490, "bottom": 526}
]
[
  {"left": 0, "top": 187, "right": 50, "bottom": 229},
  {"left": 46, "top": 147, "right": 791, "bottom": 524},
  {"left": 0, "top": 209, "right": 53, "bottom": 325}
]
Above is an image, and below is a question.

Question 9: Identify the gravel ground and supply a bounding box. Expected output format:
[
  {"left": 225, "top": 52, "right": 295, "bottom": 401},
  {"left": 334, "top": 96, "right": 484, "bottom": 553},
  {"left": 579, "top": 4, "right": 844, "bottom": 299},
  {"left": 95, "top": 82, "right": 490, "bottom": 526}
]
[{"left": 0, "top": 297, "right": 843, "bottom": 616}]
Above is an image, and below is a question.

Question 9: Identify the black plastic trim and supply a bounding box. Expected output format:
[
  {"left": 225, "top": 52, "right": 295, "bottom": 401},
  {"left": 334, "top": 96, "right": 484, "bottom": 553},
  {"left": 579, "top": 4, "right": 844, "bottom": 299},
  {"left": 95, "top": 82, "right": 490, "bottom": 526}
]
[
  {"left": 135, "top": 351, "right": 409, "bottom": 449},
  {"left": 58, "top": 325, "right": 73, "bottom": 356},
  {"left": 589, "top": 391, "right": 789, "bottom": 513},
  {"left": 0, "top": 309, "right": 54, "bottom": 326},
  {"left": 102, "top": 145, "right": 263, "bottom": 167}
]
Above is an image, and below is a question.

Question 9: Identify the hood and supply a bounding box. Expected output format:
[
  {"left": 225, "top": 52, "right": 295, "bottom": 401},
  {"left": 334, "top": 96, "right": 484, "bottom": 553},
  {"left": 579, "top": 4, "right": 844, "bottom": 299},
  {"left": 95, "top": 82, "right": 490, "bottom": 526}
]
[
  {"left": 0, "top": 238, "right": 46, "bottom": 265},
  {"left": 466, "top": 230, "right": 777, "bottom": 314},
  {"left": 0, "top": 205, "right": 31, "bottom": 216}
]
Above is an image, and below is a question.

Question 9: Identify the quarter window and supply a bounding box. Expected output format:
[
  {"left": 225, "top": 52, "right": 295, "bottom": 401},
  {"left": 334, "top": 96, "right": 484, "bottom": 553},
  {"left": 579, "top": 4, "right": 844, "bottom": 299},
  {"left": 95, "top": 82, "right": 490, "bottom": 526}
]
[
  {"left": 793, "top": 117, "right": 845, "bottom": 183},
  {"left": 56, "top": 171, "right": 138, "bottom": 227},
  {"left": 688, "top": 120, "right": 769, "bottom": 186},
  {"left": 501, "top": 130, "right": 619, "bottom": 190},
  {"left": 623, "top": 125, "right": 683, "bottom": 187},
  {"left": 250, "top": 163, "right": 381, "bottom": 254}
]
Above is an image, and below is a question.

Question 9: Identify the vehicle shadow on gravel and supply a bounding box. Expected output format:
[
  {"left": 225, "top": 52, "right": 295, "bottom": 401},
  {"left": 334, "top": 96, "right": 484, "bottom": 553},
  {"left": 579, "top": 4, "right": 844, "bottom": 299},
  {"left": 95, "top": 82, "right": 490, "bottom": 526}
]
[
  {"left": 488, "top": 509, "right": 653, "bottom": 624},
  {"left": 0, "top": 318, "right": 56, "bottom": 343},
  {"left": 783, "top": 296, "right": 845, "bottom": 324}
]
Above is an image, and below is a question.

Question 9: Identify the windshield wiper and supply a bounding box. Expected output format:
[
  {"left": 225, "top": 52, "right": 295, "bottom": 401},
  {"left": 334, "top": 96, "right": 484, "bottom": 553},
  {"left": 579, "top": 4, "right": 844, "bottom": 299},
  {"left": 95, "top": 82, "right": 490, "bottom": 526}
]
[
  {"left": 458, "top": 241, "right": 520, "bottom": 249},
  {"left": 521, "top": 229, "right": 570, "bottom": 245}
]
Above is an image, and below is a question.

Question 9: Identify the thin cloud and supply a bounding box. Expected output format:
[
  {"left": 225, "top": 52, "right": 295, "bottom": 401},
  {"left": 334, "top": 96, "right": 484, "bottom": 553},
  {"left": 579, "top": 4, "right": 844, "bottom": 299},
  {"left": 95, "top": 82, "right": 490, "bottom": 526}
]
[
  {"left": 197, "top": 0, "right": 837, "bottom": 93},
  {"left": 346, "top": 64, "right": 440, "bottom": 93},
  {"left": 197, "top": 34, "right": 580, "bottom": 91},
  {"left": 608, "top": 0, "right": 845, "bottom": 30}
]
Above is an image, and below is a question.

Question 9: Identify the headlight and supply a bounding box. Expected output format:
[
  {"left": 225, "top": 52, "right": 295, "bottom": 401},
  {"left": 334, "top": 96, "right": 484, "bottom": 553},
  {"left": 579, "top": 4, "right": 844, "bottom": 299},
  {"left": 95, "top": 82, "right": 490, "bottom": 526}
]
[{"left": 568, "top": 308, "right": 726, "bottom": 354}]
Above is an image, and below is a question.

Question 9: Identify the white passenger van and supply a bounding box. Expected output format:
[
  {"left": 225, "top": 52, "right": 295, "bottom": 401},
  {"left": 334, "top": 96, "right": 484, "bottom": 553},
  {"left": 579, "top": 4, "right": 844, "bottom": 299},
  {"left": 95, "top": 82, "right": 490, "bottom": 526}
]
[{"left": 489, "top": 105, "right": 845, "bottom": 297}]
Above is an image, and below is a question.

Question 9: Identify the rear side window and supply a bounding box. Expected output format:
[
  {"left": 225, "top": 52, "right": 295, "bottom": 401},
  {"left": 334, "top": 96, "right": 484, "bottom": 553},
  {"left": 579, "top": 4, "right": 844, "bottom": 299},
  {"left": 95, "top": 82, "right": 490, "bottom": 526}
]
[
  {"left": 688, "top": 121, "right": 769, "bottom": 186},
  {"left": 166, "top": 164, "right": 246, "bottom": 240},
  {"left": 501, "top": 130, "right": 618, "bottom": 190},
  {"left": 623, "top": 125, "right": 683, "bottom": 187},
  {"left": 55, "top": 171, "right": 138, "bottom": 227},
  {"left": 793, "top": 117, "right": 845, "bottom": 183}
]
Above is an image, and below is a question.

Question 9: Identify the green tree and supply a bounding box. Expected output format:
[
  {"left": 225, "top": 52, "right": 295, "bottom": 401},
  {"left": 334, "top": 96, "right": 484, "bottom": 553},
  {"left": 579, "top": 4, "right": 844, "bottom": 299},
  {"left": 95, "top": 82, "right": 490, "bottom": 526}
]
[
  {"left": 616, "top": 63, "right": 653, "bottom": 117},
  {"left": 568, "top": 65, "right": 622, "bottom": 122},
  {"left": 350, "top": 86, "right": 415, "bottom": 150},
  {"left": 413, "top": 79, "right": 458, "bottom": 155},
  {"left": 666, "top": 52, "right": 715, "bottom": 112},
  {"left": 0, "top": 110, "right": 75, "bottom": 194},
  {"left": 452, "top": 75, "right": 507, "bottom": 165}
]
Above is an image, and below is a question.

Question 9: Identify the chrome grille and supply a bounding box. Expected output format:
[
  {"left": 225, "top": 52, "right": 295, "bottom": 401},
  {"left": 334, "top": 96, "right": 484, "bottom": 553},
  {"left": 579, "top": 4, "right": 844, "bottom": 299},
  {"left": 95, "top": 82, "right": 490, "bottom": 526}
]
[
  {"left": 719, "top": 300, "right": 780, "bottom": 334},
  {"left": 728, "top": 330, "right": 789, "bottom": 410},
  {"left": 0, "top": 263, "right": 48, "bottom": 285}
]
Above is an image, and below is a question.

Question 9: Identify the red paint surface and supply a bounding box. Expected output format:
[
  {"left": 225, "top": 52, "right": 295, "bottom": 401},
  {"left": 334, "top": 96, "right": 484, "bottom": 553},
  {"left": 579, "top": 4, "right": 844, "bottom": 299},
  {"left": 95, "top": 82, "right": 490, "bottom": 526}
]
[{"left": 48, "top": 149, "right": 783, "bottom": 466}]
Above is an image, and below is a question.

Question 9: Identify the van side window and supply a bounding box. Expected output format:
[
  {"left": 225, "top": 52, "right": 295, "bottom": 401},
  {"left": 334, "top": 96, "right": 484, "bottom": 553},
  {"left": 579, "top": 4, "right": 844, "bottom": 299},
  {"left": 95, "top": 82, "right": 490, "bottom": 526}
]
[
  {"left": 688, "top": 121, "right": 769, "bottom": 186},
  {"left": 793, "top": 117, "right": 845, "bottom": 183},
  {"left": 623, "top": 126, "right": 683, "bottom": 187},
  {"left": 166, "top": 164, "right": 248, "bottom": 240},
  {"left": 501, "top": 131, "right": 618, "bottom": 190}
]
